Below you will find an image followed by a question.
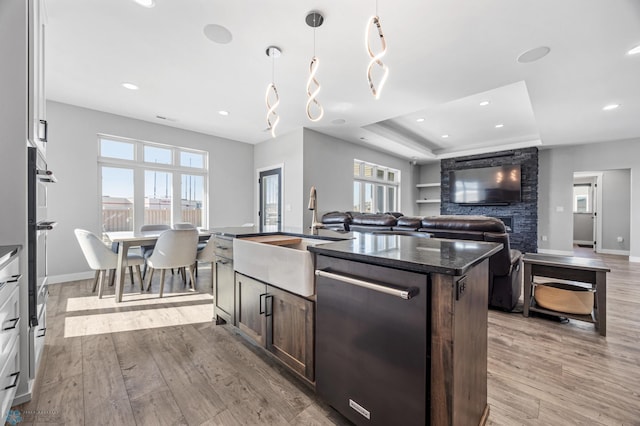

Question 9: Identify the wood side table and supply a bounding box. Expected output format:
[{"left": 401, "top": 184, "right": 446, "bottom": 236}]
[{"left": 523, "top": 253, "right": 610, "bottom": 336}]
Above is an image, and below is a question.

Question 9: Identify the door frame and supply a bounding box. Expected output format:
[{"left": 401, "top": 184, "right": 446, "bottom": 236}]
[{"left": 256, "top": 164, "right": 284, "bottom": 232}]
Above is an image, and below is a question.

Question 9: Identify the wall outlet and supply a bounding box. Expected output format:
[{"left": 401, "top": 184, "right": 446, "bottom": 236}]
[
  {"left": 541, "top": 235, "right": 548, "bottom": 241},
  {"left": 617, "top": 236, "right": 624, "bottom": 243}
]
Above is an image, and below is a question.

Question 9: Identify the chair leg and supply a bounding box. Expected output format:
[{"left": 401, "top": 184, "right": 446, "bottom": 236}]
[
  {"left": 135, "top": 265, "right": 143, "bottom": 292},
  {"left": 92, "top": 270, "right": 100, "bottom": 293},
  {"left": 188, "top": 264, "right": 196, "bottom": 291},
  {"left": 142, "top": 262, "right": 148, "bottom": 279},
  {"left": 109, "top": 269, "right": 116, "bottom": 287},
  {"left": 159, "top": 269, "right": 166, "bottom": 298},
  {"left": 180, "top": 267, "right": 186, "bottom": 285},
  {"left": 146, "top": 267, "right": 155, "bottom": 292},
  {"left": 210, "top": 261, "right": 214, "bottom": 289},
  {"left": 129, "top": 266, "right": 134, "bottom": 286},
  {"left": 97, "top": 270, "right": 105, "bottom": 299}
]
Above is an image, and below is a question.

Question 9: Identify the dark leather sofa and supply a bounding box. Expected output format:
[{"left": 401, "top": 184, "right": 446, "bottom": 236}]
[{"left": 320, "top": 212, "right": 523, "bottom": 312}]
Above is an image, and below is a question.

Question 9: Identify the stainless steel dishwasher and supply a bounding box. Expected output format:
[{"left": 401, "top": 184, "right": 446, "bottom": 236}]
[{"left": 315, "top": 255, "right": 429, "bottom": 426}]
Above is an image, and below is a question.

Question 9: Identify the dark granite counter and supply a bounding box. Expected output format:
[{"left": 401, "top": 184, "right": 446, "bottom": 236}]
[
  {"left": 209, "top": 227, "right": 343, "bottom": 241},
  {"left": 0, "top": 245, "right": 20, "bottom": 267},
  {"left": 308, "top": 233, "right": 502, "bottom": 276}
]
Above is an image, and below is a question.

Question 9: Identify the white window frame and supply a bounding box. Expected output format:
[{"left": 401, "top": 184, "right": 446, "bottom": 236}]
[
  {"left": 353, "top": 159, "right": 400, "bottom": 213},
  {"left": 98, "top": 134, "right": 209, "bottom": 231}
]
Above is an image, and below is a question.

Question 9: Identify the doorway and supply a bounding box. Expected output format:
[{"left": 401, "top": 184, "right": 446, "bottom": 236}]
[
  {"left": 572, "top": 172, "right": 600, "bottom": 251},
  {"left": 259, "top": 167, "right": 282, "bottom": 232}
]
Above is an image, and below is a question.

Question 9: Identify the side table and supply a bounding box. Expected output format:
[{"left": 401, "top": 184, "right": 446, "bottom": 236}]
[{"left": 523, "top": 253, "right": 610, "bottom": 336}]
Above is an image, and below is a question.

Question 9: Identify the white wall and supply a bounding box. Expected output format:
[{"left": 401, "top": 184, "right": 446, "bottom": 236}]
[
  {"left": 253, "top": 128, "right": 304, "bottom": 233},
  {"left": 46, "top": 101, "right": 254, "bottom": 280},
  {"left": 601, "top": 169, "right": 631, "bottom": 253},
  {"left": 538, "top": 139, "right": 639, "bottom": 260},
  {"left": 302, "top": 128, "right": 420, "bottom": 232}
]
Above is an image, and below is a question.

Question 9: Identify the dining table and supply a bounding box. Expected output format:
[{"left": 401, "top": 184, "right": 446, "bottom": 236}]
[{"left": 106, "top": 229, "right": 211, "bottom": 302}]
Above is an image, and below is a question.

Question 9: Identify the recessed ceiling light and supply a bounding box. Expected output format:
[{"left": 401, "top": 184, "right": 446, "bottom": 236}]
[
  {"left": 602, "top": 104, "right": 620, "bottom": 111},
  {"left": 441, "top": 134, "right": 449, "bottom": 138},
  {"left": 479, "top": 101, "right": 490, "bottom": 106},
  {"left": 218, "top": 110, "right": 229, "bottom": 116},
  {"left": 122, "top": 82, "right": 139, "bottom": 90},
  {"left": 517, "top": 46, "right": 551, "bottom": 63},
  {"left": 416, "top": 118, "right": 425, "bottom": 123},
  {"left": 359, "top": 137, "right": 367, "bottom": 141},
  {"left": 203, "top": 24, "right": 233, "bottom": 44},
  {"left": 331, "top": 119, "right": 346, "bottom": 125},
  {"left": 627, "top": 44, "right": 640, "bottom": 55},
  {"left": 133, "top": 0, "right": 155, "bottom": 8},
  {"left": 495, "top": 124, "right": 504, "bottom": 128}
]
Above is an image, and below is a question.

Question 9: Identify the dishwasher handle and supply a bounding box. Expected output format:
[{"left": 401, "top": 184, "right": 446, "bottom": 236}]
[{"left": 315, "top": 270, "right": 419, "bottom": 300}]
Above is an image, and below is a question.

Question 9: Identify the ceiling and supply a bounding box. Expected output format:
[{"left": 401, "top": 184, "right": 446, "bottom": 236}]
[{"left": 45, "top": 0, "right": 640, "bottom": 163}]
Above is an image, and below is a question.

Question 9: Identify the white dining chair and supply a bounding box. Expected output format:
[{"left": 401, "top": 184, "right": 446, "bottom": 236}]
[
  {"left": 139, "top": 223, "right": 171, "bottom": 278},
  {"left": 145, "top": 229, "right": 198, "bottom": 297},
  {"left": 74, "top": 229, "right": 145, "bottom": 298},
  {"left": 196, "top": 236, "right": 216, "bottom": 288}
]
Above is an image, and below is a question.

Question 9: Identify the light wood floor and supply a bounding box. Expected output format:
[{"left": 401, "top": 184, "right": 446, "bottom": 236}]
[{"left": 12, "top": 253, "right": 640, "bottom": 425}]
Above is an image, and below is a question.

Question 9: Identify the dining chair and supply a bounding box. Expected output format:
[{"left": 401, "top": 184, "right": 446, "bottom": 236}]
[
  {"left": 74, "top": 229, "right": 145, "bottom": 298},
  {"left": 139, "top": 223, "right": 171, "bottom": 278},
  {"left": 196, "top": 236, "right": 216, "bottom": 289},
  {"left": 145, "top": 228, "right": 198, "bottom": 297},
  {"left": 173, "top": 222, "right": 196, "bottom": 229}
]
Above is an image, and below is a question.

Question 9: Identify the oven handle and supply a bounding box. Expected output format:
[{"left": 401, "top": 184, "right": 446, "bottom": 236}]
[
  {"left": 37, "top": 169, "right": 57, "bottom": 183},
  {"left": 315, "top": 270, "right": 419, "bottom": 300}
]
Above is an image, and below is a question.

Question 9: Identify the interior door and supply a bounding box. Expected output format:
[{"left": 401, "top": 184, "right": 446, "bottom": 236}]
[{"left": 259, "top": 168, "right": 282, "bottom": 232}]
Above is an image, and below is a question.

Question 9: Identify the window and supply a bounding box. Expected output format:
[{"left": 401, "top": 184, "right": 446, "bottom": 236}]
[
  {"left": 99, "top": 136, "right": 208, "bottom": 232},
  {"left": 353, "top": 159, "right": 400, "bottom": 213}
]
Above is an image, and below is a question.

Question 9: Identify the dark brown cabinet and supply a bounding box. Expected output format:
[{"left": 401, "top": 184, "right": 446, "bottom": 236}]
[{"left": 235, "top": 273, "right": 315, "bottom": 383}]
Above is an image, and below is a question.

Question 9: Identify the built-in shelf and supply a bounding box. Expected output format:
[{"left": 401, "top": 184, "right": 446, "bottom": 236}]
[
  {"left": 417, "top": 182, "right": 441, "bottom": 206},
  {"left": 416, "top": 182, "right": 440, "bottom": 188},
  {"left": 416, "top": 199, "right": 441, "bottom": 204}
]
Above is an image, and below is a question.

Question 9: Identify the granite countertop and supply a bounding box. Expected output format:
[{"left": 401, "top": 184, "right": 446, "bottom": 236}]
[
  {"left": 209, "top": 227, "right": 343, "bottom": 241},
  {"left": 0, "top": 245, "right": 20, "bottom": 267},
  {"left": 308, "top": 234, "right": 502, "bottom": 276}
]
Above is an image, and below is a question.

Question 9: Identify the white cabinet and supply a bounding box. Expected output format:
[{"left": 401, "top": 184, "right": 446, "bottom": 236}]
[
  {"left": 28, "top": 0, "right": 48, "bottom": 153},
  {"left": 0, "top": 248, "right": 21, "bottom": 423}
]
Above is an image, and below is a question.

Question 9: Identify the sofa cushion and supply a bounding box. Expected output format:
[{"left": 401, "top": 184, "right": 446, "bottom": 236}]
[
  {"left": 418, "top": 228, "right": 485, "bottom": 241},
  {"left": 420, "top": 215, "right": 506, "bottom": 233},
  {"left": 393, "top": 216, "right": 422, "bottom": 231},
  {"left": 321, "top": 211, "right": 352, "bottom": 225},
  {"left": 351, "top": 213, "right": 398, "bottom": 227}
]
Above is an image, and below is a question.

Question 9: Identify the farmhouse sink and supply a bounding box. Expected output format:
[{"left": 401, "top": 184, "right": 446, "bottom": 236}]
[{"left": 233, "top": 236, "right": 334, "bottom": 296}]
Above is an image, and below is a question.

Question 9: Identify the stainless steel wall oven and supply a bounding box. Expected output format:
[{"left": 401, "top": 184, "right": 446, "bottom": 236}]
[{"left": 27, "top": 147, "right": 56, "bottom": 327}]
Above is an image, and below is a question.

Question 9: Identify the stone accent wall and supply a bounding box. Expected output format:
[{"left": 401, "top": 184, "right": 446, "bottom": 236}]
[{"left": 440, "top": 147, "right": 538, "bottom": 254}]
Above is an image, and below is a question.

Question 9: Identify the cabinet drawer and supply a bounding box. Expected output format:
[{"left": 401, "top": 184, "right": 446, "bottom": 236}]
[
  {"left": 214, "top": 237, "right": 233, "bottom": 259},
  {"left": 0, "top": 338, "right": 20, "bottom": 423},
  {"left": 0, "top": 255, "right": 20, "bottom": 302},
  {"left": 0, "top": 286, "right": 20, "bottom": 362}
]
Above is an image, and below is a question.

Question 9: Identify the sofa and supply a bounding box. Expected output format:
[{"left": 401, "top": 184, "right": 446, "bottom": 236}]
[{"left": 320, "top": 212, "right": 523, "bottom": 311}]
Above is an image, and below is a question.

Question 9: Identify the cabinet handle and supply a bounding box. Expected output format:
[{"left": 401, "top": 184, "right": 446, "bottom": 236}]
[
  {"left": 315, "top": 270, "right": 419, "bottom": 300},
  {"left": 36, "top": 327, "right": 47, "bottom": 338},
  {"left": 265, "top": 295, "right": 273, "bottom": 318},
  {"left": 259, "top": 293, "right": 267, "bottom": 314},
  {"left": 39, "top": 119, "right": 48, "bottom": 142},
  {"left": 0, "top": 274, "right": 22, "bottom": 288},
  {"left": 3, "top": 317, "right": 19, "bottom": 331},
  {"left": 4, "top": 372, "right": 19, "bottom": 390}
]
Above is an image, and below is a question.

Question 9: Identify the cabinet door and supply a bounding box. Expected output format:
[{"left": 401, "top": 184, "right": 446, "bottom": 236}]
[
  {"left": 236, "top": 273, "right": 267, "bottom": 346},
  {"left": 266, "top": 286, "right": 314, "bottom": 382},
  {"left": 214, "top": 258, "right": 235, "bottom": 325},
  {"left": 28, "top": 0, "right": 47, "bottom": 151}
]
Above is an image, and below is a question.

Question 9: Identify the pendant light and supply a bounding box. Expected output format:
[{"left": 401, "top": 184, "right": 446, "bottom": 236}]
[
  {"left": 366, "top": 0, "right": 389, "bottom": 99},
  {"left": 265, "top": 46, "right": 281, "bottom": 138},
  {"left": 305, "top": 12, "right": 324, "bottom": 122}
]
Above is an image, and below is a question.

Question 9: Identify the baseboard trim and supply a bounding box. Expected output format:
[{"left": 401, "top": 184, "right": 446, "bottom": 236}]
[
  {"left": 48, "top": 271, "right": 95, "bottom": 284},
  {"left": 598, "top": 249, "right": 630, "bottom": 256},
  {"left": 537, "top": 249, "right": 574, "bottom": 256},
  {"left": 629, "top": 256, "right": 640, "bottom": 263},
  {"left": 573, "top": 240, "right": 594, "bottom": 246}
]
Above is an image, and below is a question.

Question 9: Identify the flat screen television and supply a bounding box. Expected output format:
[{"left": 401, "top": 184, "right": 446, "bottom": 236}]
[{"left": 450, "top": 165, "right": 521, "bottom": 204}]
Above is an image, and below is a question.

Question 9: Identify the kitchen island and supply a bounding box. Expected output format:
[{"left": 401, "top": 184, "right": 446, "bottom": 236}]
[{"left": 309, "top": 234, "right": 501, "bottom": 426}]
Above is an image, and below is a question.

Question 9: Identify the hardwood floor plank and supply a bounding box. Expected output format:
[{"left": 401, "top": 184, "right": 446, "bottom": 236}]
[
  {"left": 35, "top": 374, "right": 84, "bottom": 425},
  {"left": 129, "top": 388, "right": 187, "bottom": 426}
]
